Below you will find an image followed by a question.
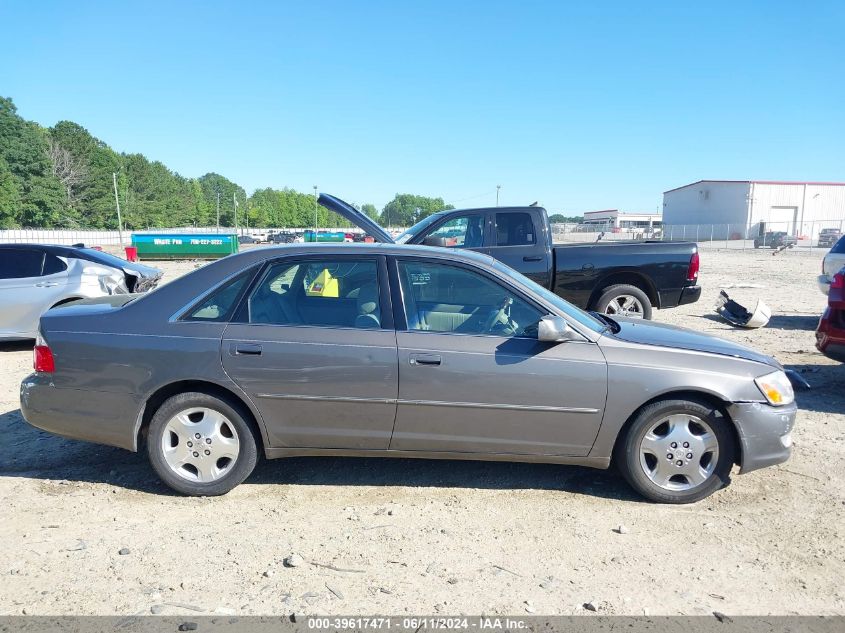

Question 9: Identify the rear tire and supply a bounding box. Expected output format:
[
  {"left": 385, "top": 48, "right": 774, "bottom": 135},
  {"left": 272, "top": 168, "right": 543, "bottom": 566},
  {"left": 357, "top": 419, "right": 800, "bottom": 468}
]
[
  {"left": 614, "top": 398, "right": 736, "bottom": 504},
  {"left": 594, "top": 284, "right": 653, "bottom": 320},
  {"left": 147, "top": 392, "right": 258, "bottom": 496}
]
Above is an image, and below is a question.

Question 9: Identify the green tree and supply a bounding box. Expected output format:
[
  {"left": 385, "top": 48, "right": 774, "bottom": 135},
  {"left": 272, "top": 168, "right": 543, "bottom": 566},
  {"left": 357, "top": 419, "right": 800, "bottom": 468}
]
[
  {"left": 381, "top": 194, "right": 453, "bottom": 227},
  {"left": 0, "top": 156, "right": 22, "bottom": 227},
  {"left": 548, "top": 213, "right": 584, "bottom": 223},
  {"left": 0, "top": 96, "right": 64, "bottom": 226},
  {"left": 361, "top": 203, "right": 379, "bottom": 221}
]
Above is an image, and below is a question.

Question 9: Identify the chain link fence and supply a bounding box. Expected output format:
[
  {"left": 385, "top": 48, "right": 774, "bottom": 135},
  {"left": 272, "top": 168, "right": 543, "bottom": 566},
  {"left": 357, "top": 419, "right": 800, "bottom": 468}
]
[{"left": 552, "top": 219, "right": 844, "bottom": 253}]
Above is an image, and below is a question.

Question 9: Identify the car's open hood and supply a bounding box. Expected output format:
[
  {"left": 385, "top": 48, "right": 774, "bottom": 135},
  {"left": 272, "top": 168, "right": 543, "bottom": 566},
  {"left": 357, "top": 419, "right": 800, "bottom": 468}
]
[
  {"left": 607, "top": 317, "right": 779, "bottom": 368},
  {"left": 319, "top": 193, "right": 395, "bottom": 243}
]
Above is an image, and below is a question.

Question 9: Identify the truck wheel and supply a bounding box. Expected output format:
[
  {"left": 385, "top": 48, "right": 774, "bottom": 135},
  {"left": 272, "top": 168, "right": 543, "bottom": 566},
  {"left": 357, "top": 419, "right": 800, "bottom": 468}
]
[
  {"left": 614, "top": 398, "right": 736, "bottom": 504},
  {"left": 594, "top": 284, "right": 652, "bottom": 320},
  {"left": 147, "top": 392, "right": 259, "bottom": 496}
]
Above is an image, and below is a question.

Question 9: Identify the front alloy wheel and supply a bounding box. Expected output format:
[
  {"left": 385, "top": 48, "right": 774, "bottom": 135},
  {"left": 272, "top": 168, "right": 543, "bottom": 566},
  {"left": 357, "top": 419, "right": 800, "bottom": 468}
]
[{"left": 615, "top": 398, "right": 736, "bottom": 503}]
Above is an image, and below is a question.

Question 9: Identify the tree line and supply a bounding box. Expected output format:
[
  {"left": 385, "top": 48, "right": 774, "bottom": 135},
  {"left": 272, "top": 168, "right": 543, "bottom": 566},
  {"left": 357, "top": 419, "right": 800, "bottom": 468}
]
[{"left": 1, "top": 96, "right": 580, "bottom": 230}]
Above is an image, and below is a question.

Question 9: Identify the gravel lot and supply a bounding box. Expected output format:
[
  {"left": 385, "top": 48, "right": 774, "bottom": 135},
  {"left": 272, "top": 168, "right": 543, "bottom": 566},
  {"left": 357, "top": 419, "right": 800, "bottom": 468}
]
[{"left": 1, "top": 247, "right": 843, "bottom": 616}]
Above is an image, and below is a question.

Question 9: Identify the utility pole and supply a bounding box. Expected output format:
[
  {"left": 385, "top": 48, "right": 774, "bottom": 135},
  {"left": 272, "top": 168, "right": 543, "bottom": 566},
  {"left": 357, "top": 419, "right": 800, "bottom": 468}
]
[
  {"left": 496, "top": 185, "right": 501, "bottom": 207},
  {"left": 216, "top": 190, "right": 220, "bottom": 233},
  {"left": 112, "top": 172, "right": 124, "bottom": 246},
  {"left": 233, "top": 191, "right": 238, "bottom": 234},
  {"left": 313, "top": 185, "right": 318, "bottom": 242}
]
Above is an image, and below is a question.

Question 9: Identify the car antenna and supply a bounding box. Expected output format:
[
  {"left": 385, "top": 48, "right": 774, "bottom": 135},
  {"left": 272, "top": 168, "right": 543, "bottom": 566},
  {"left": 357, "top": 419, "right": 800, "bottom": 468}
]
[{"left": 528, "top": 201, "right": 539, "bottom": 207}]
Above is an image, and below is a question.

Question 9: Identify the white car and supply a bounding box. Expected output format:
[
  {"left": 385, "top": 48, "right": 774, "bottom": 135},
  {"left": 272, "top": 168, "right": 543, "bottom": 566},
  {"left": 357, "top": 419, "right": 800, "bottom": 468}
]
[
  {"left": 819, "top": 236, "right": 845, "bottom": 295},
  {"left": 0, "top": 244, "right": 162, "bottom": 340}
]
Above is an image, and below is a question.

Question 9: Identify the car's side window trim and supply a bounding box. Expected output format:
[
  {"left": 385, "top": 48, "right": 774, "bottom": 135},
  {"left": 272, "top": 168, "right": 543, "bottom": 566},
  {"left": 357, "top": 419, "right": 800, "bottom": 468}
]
[
  {"left": 172, "top": 264, "right": 261, "bottom": 323},
  {"left": 231, "top": 253, "right": 394, "bottom": 331},
  {"left": 388, "top": 255, "right": 553, "bottom": 340}
]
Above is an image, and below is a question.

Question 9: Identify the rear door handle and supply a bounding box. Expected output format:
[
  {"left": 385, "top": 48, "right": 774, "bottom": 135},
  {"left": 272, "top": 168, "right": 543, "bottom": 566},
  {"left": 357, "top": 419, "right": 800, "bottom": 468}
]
[
  {"left": 231, "top": 343, "right": 262, "bottom": 356},
  {"left": 523, "top": 256, "right": 543, "bottom": 262},
  {"left": 35, "top": 282, "right": 59, "bottom": 287},
  {"left": 409, "top": 353, "right": 441, "bottom": 366}
]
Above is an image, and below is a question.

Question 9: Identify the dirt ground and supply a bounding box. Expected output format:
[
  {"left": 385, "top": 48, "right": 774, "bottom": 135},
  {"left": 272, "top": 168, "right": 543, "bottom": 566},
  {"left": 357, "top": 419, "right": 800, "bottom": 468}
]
[{"left": 1, "top": 247, "right": 843, "bottom": 617}]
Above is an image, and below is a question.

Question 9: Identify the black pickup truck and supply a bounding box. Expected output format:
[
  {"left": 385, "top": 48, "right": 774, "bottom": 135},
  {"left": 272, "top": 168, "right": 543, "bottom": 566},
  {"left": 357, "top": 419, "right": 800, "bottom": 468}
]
[{"left": 321, "top": 194, "right": 701, "bottom": 319}]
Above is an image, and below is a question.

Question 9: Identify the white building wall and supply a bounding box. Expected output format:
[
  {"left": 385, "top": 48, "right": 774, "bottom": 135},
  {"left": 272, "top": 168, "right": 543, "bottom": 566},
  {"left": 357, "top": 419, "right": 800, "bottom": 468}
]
[
  {"left": 662, "top": 182, "right": 751, "bottom": 227},
  {"left": 751, "top": 183, "right": 845, "bottom": 237}
]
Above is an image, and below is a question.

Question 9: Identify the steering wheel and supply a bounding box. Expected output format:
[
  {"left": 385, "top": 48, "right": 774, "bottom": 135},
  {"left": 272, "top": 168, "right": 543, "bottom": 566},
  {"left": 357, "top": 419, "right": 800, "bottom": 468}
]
[{"left": 482, "top": 297, "right": 518, "bottom": 335}]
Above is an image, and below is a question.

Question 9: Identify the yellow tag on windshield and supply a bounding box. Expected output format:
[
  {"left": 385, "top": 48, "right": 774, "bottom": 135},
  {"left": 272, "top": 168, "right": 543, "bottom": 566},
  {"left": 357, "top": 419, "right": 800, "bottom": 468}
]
[{"left": 306, "top": 268, "right": 339, "bottom": 297}]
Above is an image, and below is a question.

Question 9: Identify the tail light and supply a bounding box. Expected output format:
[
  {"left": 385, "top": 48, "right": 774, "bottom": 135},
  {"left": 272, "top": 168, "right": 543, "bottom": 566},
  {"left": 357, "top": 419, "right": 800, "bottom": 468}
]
[
  {"left": 831, "top": 272, "right": 844, "bottom": 289},
  {"left": 33, "top": 333, "right": 55, "bottom": 373},
  {"left": 687, "top": 251, "right": 700, "bottom": 282}
]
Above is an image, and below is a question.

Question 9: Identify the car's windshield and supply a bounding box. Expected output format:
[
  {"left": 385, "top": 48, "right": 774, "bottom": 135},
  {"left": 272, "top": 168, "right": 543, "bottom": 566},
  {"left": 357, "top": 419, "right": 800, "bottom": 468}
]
[
  {"left": 395, "top": 212, "right": 448, "bottom": 244},
  {"left": 491, "top": 260, "right": 606, "bottom": 333}
]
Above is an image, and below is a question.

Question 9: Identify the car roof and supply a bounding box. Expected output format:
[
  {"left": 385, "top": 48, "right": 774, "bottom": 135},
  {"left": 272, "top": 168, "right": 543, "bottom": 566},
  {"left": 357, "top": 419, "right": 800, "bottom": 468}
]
[{"left": 230, "top": 242, "right": 498, "bottom": 266}]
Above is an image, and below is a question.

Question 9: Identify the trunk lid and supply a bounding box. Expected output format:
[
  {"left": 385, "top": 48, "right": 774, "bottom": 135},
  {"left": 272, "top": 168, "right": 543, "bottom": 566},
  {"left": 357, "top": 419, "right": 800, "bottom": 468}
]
[{"left": 319, "top": 194, "right": 394, "bottom": 244}]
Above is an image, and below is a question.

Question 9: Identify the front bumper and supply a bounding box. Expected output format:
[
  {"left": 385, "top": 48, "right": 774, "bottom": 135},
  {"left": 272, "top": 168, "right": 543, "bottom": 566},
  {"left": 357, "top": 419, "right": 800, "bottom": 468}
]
[
  {"left": 20, "top": 374, "right": 141, "bottom": 451},
  {"left": 728, "top": 401, "right": 797, "bottom": 474}
]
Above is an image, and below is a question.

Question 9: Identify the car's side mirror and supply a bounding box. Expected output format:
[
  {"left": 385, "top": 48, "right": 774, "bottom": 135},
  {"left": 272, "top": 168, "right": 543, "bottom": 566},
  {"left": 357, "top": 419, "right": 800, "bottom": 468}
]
[
  {"left": 538, "top": 315, "right": 575, "bottom": 343},
  {"left": 423, "top": 236, "right": 448, "bottom": 247}
]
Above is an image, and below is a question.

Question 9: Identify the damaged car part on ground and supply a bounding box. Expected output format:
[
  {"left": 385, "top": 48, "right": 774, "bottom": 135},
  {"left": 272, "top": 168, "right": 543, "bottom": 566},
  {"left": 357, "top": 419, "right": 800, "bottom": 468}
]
[
  {"left": 0, "top": 243, "right": 162, "bottom": 340},
  {"left": 715, "top": 290, "right": 772, "bottom": 329},
  {"left": 21, "top": 243, "right": 796, "bottom": 504}
]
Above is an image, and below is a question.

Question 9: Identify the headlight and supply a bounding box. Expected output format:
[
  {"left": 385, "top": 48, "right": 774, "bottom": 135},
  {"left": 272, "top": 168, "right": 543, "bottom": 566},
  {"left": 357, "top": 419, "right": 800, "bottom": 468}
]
[{"left": 754, "top": 370, "right": 794, "bottom": 406}]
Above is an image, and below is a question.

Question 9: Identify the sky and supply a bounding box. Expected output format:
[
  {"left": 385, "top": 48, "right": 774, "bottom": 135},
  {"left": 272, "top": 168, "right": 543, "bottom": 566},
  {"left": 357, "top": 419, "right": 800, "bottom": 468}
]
[{"left": 1, "top": 1, "right": 843, "bottom": 214}]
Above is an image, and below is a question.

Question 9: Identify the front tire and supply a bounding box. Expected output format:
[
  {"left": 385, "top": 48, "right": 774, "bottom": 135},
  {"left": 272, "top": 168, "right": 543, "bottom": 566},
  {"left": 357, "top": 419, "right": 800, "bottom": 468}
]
[
  {"left": 147, "top": 392, "right": 258, "bottom": 496},
  {"left": 614, "top": 398, "right": 736, "bottom": 504},
  {"left": 594, "top": 284, "right": 653, "bottom": 320}
]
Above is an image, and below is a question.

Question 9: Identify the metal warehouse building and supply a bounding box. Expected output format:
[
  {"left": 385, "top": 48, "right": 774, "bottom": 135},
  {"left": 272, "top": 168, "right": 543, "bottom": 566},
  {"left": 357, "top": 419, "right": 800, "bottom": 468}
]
[{"left": 662, "top": 180, "right": 845, "bottom": 240}]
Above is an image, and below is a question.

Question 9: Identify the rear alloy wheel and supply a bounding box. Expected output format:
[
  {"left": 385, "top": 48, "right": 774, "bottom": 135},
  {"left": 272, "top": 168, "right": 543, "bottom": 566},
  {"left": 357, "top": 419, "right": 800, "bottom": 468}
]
[
  {"left": 615, "top": 398, "right": 736, "bottom": 503},
  {"left": 147, "top": 392, "right": 258, "bottom": 496},
  {"left": 595, "top": 284, "right": 652, "bottom": 320}
]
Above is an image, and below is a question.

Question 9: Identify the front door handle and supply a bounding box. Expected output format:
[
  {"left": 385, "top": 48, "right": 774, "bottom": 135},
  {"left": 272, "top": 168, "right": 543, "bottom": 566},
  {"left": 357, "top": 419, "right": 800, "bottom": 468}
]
[
  {"left": 231, "top": 343, "right": 262, "bottom": 356},
  {"left": 523, "top": 256, "right": 543, "bottom": 262},
  {"left": 35, "top": 282, "right": 59, "bottom": 287},
  {"left": 581, "top": 263, "right": 594, "bottom": 270},
  {"left": 409, "top": 353, "right": 441, "bottom": 366}
]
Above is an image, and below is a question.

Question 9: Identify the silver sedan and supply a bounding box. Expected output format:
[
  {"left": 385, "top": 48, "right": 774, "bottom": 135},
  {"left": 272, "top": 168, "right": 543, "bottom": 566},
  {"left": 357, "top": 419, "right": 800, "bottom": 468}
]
[
  {"left": 0, "top": 244, "right": 161, "bottom": 340},
  {"left": 20, "top": 243, "right": 796, "bottom": 503}
]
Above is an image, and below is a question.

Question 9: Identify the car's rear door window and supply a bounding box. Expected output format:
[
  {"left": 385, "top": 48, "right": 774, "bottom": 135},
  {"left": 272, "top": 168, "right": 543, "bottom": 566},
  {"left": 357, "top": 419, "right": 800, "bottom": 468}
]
[
  {"left": 42, "top": 253, "right": 68, "bottom": 276},
  {"left": 247, "top": 258, "right": 382, "bottom": 329},
  {"left": 495, "top": 212, "right": 536, "bottom": 246},
  {"left": 0, "top": 248, "right": 45, "bottom": 279}
]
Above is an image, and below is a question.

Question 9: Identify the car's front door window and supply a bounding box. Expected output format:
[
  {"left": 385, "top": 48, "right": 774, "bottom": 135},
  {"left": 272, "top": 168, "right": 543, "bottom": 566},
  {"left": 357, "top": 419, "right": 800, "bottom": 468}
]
[
  {"left": 425, "top": 215, "right": 484, "bottom": 248},
  {"left": 397, "top": 260, "right": 541, "bottom": 337}
]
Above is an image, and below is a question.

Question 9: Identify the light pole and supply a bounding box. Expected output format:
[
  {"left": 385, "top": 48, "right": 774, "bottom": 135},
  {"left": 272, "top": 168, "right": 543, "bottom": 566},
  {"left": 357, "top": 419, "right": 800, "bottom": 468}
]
[
  {"left": 496, "top": 185, "right": 501, "bottom": 207},
  {"left": 215, "top": 188, "right": 221, "bottom": 233},
  {"left": 313, "top": 185, "right": 318, "bottom": 242},
  {"left": 112, "top": 171, "right": 124, "bottom": 246}
]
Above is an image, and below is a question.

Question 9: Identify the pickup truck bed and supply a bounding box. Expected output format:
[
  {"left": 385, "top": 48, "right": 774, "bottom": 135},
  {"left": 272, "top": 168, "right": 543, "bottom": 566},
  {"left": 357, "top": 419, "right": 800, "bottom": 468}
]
[{"left": 319, "top": 194, "right": 701, "bottom": 319}]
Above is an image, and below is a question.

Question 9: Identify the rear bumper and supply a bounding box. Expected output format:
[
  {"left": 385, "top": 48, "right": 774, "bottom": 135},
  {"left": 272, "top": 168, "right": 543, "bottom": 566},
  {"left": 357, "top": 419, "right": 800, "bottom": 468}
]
[
  {"left": 20, "top": 374, "right": 141, "bottom": 451},
  {"left": 816, "top": 307, "right": 845, "bottom": 362},
  {"left": 677, "top": 284, "right": 702, "bottom": 306},
  {"left": 727, "top": 401, "right": 797, "bottom": 474}
]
